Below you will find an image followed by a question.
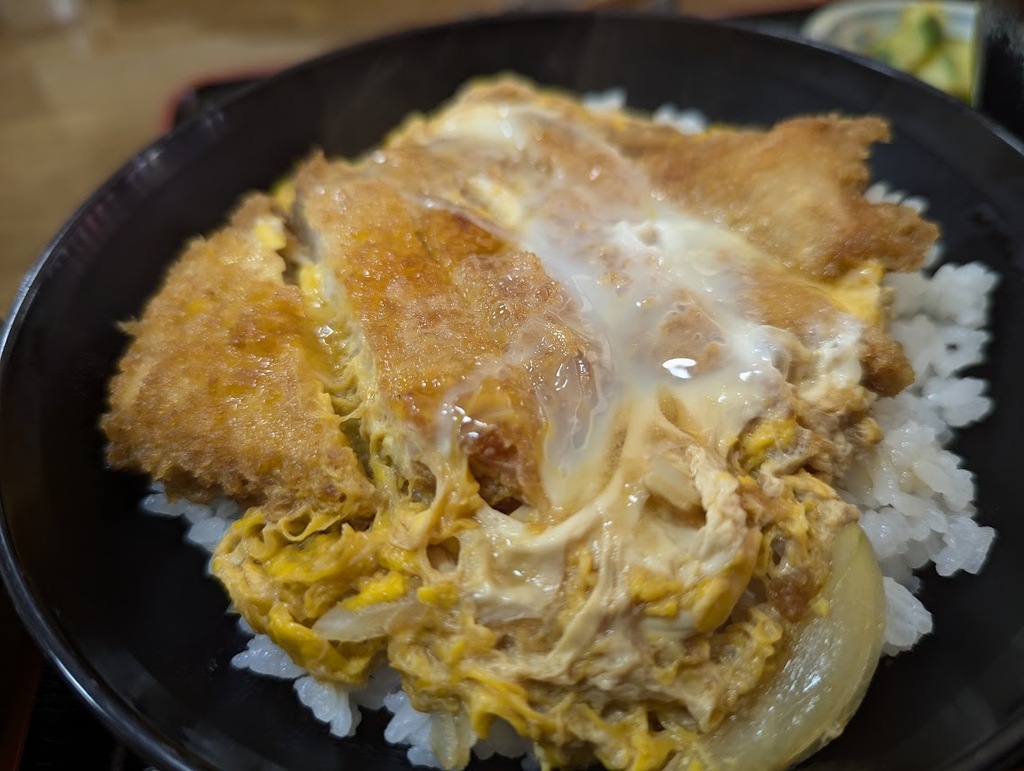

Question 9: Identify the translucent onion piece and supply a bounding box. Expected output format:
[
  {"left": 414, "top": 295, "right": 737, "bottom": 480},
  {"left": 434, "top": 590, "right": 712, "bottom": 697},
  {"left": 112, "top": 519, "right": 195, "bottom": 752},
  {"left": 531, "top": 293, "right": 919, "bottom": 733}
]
[
  {"left": 694, "top": 523, "right": 886, "bottom": 770},
  {"left": 312, "top": 599, "right": 415, "bottom": 642}
]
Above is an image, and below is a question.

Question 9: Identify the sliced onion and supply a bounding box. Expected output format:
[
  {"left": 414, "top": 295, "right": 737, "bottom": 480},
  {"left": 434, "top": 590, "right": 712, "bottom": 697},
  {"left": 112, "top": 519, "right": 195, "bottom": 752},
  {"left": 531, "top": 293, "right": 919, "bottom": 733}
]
[
  {"left": 312, "top": 598, "right": 416, "bottom": 642},
  {"left": 695, "top": 523, "right": 886, "bottom": 769}
]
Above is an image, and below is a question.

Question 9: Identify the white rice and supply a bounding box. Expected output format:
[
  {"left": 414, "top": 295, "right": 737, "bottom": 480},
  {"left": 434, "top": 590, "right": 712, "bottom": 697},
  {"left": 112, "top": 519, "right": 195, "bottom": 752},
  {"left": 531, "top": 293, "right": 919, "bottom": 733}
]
[
  {"left": 582, "top": 89, "right": 709, "bottom": 135},
  {"left": 136, "top": 144, "right": 998, "bottom": 769},
  {"left": 835, "top": 184, "right": 998, "bottom": 654}
]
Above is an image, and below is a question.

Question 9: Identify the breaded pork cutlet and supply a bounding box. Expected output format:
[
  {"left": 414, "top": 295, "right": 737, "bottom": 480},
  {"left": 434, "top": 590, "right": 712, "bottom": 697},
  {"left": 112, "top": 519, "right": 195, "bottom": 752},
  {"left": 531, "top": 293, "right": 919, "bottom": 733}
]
[{"left": 102, "top": 77, "right": 938, "bottom": 771}]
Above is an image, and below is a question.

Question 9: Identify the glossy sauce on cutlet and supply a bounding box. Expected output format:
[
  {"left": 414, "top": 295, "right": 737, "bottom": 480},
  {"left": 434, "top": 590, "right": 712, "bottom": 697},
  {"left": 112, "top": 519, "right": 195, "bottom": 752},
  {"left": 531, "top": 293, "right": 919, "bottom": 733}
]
[{"left": 394, "top": 96, "right": 862, "bottom": 507}]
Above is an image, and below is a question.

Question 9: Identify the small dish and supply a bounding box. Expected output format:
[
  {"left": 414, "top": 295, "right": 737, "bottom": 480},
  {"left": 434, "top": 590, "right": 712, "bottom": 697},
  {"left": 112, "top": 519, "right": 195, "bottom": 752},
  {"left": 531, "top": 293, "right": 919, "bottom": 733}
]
[
  {"left": 802, "top": 1, "right": 976, "bottom": 98},
  {"left": 802, "top": 0, "right": 976, "bottom": 50}
]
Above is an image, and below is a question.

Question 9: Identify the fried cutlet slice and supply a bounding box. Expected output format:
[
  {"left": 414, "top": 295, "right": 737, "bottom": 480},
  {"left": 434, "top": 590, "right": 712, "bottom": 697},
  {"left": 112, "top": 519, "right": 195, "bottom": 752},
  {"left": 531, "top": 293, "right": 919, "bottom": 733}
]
[
  {"left": 102, "top": 196, "right": 377, "bottom": 517},
  {"left": 455, "top": 77, "right": 938, "bottom": 281},
  {"left": 290, "top": 157, "right": 597, "bottom": 511},
  {"left": 409, "top": 78, "right": 932, "bottom": 396},
  {"left": 601, "top": 113, "right": 938, "bottom": 278}
]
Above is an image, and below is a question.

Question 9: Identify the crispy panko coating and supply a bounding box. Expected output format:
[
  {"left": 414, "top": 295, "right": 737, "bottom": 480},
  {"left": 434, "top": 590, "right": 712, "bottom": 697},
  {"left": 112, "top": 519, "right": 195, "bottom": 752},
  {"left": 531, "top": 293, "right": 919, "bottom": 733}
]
[
  {"left": 450, "top": 78, "right": 930, "bottom": 395},
  {"left": 102, "top": 196, "right": 377, "bottom": 518},
  {"left": 605, "top": 114, "right": 937, "bottom": 277},
  {"left": 289, "top": 159, "right": 594, "bottom": 510}
]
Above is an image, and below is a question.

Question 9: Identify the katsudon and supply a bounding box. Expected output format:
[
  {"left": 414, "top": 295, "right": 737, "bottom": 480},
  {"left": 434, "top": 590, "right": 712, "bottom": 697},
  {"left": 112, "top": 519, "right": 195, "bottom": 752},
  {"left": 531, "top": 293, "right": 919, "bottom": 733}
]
[{"left": 102, "top": 77, "right": 946, "bottom": 770}]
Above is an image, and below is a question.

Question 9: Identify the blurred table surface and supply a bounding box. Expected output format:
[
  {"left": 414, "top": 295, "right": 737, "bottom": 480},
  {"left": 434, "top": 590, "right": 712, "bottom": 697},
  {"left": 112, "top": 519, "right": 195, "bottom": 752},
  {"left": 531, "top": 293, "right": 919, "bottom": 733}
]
[{"left": 0, "top": 0, "right": 823, "bottom": 314}]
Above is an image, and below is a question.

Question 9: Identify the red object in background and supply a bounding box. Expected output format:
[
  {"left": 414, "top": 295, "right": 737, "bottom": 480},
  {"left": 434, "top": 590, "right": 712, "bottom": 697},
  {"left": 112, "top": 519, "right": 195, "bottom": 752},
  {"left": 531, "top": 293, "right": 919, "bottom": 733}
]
[
  {"left": 0, "top": 587, "right": 42, "bottom": 771},
  {"left": 161, "top": 69, "right": 275, "bottom": 132}
]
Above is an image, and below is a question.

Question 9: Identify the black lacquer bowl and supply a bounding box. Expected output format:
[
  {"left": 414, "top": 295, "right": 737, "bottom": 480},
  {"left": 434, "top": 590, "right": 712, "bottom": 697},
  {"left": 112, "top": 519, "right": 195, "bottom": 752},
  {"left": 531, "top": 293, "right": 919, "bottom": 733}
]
[{"left": 1, "top": 12, "right": 1023, "bottom": 771}]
